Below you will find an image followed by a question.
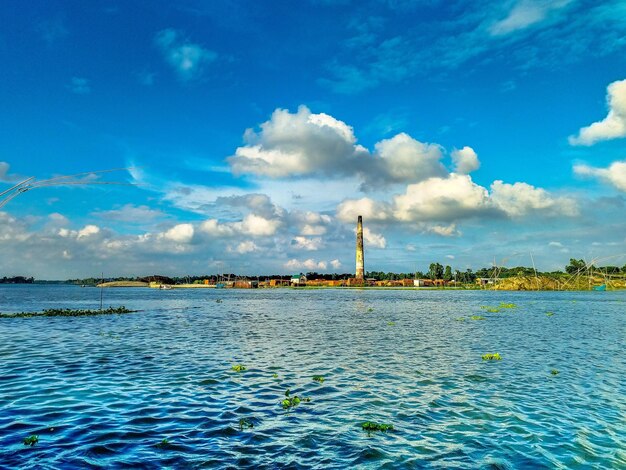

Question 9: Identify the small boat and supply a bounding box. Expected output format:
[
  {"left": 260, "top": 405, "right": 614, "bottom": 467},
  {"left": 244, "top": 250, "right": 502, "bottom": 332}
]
[
  {"left": 592, "top": 284, "right": 606, "bottom": 291},
  {"left": 159, "top": 284, "right": 172, "bottom": 290}
]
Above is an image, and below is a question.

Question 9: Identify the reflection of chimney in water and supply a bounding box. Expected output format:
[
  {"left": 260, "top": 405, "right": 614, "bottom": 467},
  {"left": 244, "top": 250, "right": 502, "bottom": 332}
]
[{"left": 356, "top": 215, "right": 364, "bottom": 280}]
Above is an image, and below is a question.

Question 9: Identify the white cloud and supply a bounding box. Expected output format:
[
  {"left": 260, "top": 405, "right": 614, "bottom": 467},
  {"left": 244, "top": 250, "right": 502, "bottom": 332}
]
[
  {"left": 393, "top": 174, "right": 491, "bottom": 222},
  {"left": 331, "top": 259, "right": 342, "bottom": 269},
  {"left": 228, "top": 105, "right": 365, "bottom": 178},
  {"left": 284, "top": 258, "right": 328, "bottom": 271},
  {"left": 574, "top": 159, "right": 626, "bottom": 192},
  {"left": 292, "top": 236, "right": 323, "bottom": 251},
  {"left": 230, "top": 241, "right": 258, "bottom": 254},
  {"left": 162, "top": 223, "right": 194, "bottom": 243},
  {"left": 68, "top": 77, "right": 90, "bottom": 94},
  {"left": 77, "top": 225, "right": 100, "bottom": 239},
  {"left": 336, "top": 197, "right": 392, "bottom": 223},
  {"left": 569, "top": 79, "right": 626, "bottom": 145},
  {"left": 154, "top": 29, "right": 217, "bottom": 81},
  {"left": 369, "top": 133, "right": 446, "bottom": 186},
  {"left": 363, "top": 227, "right": 386, "bottom": 248},
  {"left": 490, "top": 180, "right": 578, "bottom": 217},
  {"left": 428, "top": 224, "right": 460, "bottom": 237},
  {"left": 451, "top": 146, "right": 480, "bottom": 174},
  {"left": 490, "top": 0, "right": 572, "bottom": 36},
  {"left": 199, "top": 214, "right": 280, "bottom": 238}
]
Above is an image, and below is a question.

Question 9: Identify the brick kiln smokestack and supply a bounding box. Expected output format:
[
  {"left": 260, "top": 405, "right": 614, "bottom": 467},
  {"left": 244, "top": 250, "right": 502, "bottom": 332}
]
[{"left": 356, "top": 215, "right": 364, "bottom": 281}]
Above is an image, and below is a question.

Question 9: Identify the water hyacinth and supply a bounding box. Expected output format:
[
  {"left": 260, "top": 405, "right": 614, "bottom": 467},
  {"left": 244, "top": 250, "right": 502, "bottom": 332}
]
[
  {"left": 482, "top": 353, "right": 502, "bottom": 361},
  {"left": 361, "top": 422, "right": 394, "bottom": 433},
  {"left": 231, "top": 364, "right": 246, "bottom": 372},
  {"left": 23, "top": 435, "right": 38, "bottom": 446}
]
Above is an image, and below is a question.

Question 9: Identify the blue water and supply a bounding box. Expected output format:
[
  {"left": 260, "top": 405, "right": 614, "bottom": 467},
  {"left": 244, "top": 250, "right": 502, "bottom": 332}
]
[{"left": 0, "top": 285, "right": 624, "bottom": 469}]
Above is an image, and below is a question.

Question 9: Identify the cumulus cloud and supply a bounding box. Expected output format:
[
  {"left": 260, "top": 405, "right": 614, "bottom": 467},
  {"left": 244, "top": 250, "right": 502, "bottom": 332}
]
[
  {"left": 284, "top": 258, "right": 328, "bottom": 271},
  {"left": 362, "top": 227, "right": 386, "bottom": 248},
  {"left": 451, "top": 146, "right": 480, "bottom": 174},
  {"left": 162, "top": 223, "right": 194, "bottom": 243},
  {"left": 229, "top": 240, "right": 258, "bottom": 254},
  {"left": 490, "top": 180, "right": 578, "bottom": 217},
  {"left": 569, "top": 79, "right": 626, "bottom": 146},
  {"left": 337, "top": 173, "right": 578, "bottom": 232},
  {"left": 336, "top": 197, "right": 392, "bottom": 223},
  {"left": 228, "top": 105, "right": 366, "bottom": 178},
  {"left": 200, "top": 214, "right": 280, "bottom": 238},
  {"left": 155, "top": 29, "right": 217, "bottom": 81},
  {"left": 574, "top": 159, "right": 626, "bottom": 192},
  {"left": 393, "top": 174, "right": 491, "bottom": 222},
  {"left": 330, "top": 259, "right": 342, "bottom": 269},
  {"left": 490, "top": 0, "right": 573, "bottom": 36},
  {"left": 292, "top": 236, "right": 323, "bottom": 250},
  {"left": 228, "top": 106, "right": 452, "bottom": 189}
]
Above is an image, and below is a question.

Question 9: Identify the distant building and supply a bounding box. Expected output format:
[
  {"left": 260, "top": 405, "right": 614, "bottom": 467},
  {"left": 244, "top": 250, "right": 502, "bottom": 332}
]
[{"left": 291, "top": 274, "right": 307, "bottom": 286}]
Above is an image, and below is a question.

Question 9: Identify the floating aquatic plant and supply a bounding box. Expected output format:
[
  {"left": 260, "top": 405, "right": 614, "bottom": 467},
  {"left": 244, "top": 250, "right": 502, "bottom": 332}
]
[
  {"left": 272, "top": 373, "right": 279, "bottom": 379},
  {"left": 481, "top": 306, "right": 501, "bottom": 313},
  {"left": 471, "top": 315, "right": 486, "bottom": 321},
  {"left": 498, "top": 303, "right": 517, "bottom": 309},
  {"left": 546, "top": 312, "right": 554, "bottom": 317},
  {"left": 312, "top": 375, "right": 325, "bottom": 383},
  {"left": 216, "top": 299, "right": 223, "bottom": 303},
  {"left": 23, "top": 435, "right": 38, "bottom": 446},
  {"left": 156, "top": 438, "right": 170, "bottom": 448},
  {"left": 239, "top": 418, "right": 254, "bottom": 430},
  {"left": 482, "top": 353, "right": 502, "bottom": 361},
  {"left": 361, "top": 422, "right": 393, "bottom": 433},
  {"left": 550, "top": 369, "right": 559, "bottom": 375},
  {"left": 454, "top": 317, "right": 466, "bottom": 322},
  {"left": 281, "top": 389, "right": 310, "bottom": 409},
  {"left": 231, "top": 364, "right": 246, "bottom": 372},
  {"left": 1, "top": 306, "right": 134, "bottom": 318},
  {"left": 367, "top": 308, "right": 374, "bottom": 312},
  {"left": 387, "top": 321, "right": 396, "bottom": 326}
]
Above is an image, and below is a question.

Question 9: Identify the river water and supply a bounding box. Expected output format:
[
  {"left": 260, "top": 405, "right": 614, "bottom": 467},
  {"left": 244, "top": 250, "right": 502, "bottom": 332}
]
[{"left": 0, "top": 285, "right": 624, "bottom": 468}]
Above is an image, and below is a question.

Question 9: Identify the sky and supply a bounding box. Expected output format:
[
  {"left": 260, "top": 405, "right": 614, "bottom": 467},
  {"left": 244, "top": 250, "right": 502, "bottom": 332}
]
[{"left": 1, "top": 0, "right": 626, "bottom": 279}]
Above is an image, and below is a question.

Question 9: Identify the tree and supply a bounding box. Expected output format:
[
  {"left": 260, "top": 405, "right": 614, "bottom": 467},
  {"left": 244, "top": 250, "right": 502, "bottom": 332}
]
[
  {"left": 565, "top": 258, "right": 586, "bottom": 274},
  {"left": 443, "top": 265, "right": 453, "bottom": 281},
  {"left": 428, "top": 263, "right": 444, "bottom": 280}
]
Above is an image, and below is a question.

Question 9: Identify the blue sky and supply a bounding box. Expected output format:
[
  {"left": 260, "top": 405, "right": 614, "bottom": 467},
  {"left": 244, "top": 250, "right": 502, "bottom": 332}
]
[{"left": 1, "top": 0, "right": 626, "bottom": 278}]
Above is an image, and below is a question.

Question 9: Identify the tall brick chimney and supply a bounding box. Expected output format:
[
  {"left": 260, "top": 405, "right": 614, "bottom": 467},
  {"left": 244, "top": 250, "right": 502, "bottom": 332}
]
[{"left": 356, "top": 215, "right": 364, "bottom": 280}]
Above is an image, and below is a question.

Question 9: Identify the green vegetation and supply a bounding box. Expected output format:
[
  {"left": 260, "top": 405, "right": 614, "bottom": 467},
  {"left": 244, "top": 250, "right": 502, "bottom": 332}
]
[
  {"left": 551, "top": 369, "right": 559, "bottom": 375},
  {"left": 272, "top": 373, "right": 279, "bottom": 379},
  {"left": 0, "top": 306, "right": 134, "bottom": 318},
  {"left": 239, "top": 418, "right": 254, "bottom": 430},
  {"left": 312, "top": 375, "right": 325, "bottom": 383},
  {"left": 231, "top": 364, "right": 246, "bottom": 372},
  {"left": 367, "top": 307, "right": 374, "bottom": 312},
  {"left": 361, "top": 422, "right": 394, "bottom": 433},
  {"left": 482, "top": 353, "right": 502, "bottom": 361},
  {"left": 387, "top": 321, "right": 396, "bottom": 326},
  {"left": 23, "top": 435, "right": 38, "bottom": 446},
  {"left": 499, "top": 302, "right": 517, "bottom": 309},
  {"left": 156, "top": 438, "right": 170, "bottom": 448},
  {"left": 546, "top": 312, "right": 554, "bottom": 317},
  {"left": 281, "top": 389, "right": 310, "bottom": 409},
  {"left": 471, "top": 315, "right": 486, "bottom": 320},
  {"left": 481, "top": 306, "right": 501, "bottom": 313}
]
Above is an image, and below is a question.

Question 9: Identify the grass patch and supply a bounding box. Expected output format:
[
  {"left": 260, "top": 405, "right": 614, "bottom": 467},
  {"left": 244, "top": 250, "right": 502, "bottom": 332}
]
[
  {"left": 23, "top": 435, "right": 38, "bottom": 446},
  {"left": 281, "top": 389, "right": 310, "bottom": 409},
  {"left": 231, "top": 364, "right": 246, "bottom": 372},
  {"left": 312, "top": 375, "right": 325, "bottom": 383},
  {"left": 361, "top": 422, "right": 394, "bottom": 433},
  {"left": 470, "top": 315, "right": 486, "bottom": 321},
  {"left": 239, "top": 418, "right": 254, "bottom": 430},
  {"left": 482, "top": 353, "right": 502, "bottom": 361},
  {"left": 1, "top": 306, "right": 135, "bottom": 318}
]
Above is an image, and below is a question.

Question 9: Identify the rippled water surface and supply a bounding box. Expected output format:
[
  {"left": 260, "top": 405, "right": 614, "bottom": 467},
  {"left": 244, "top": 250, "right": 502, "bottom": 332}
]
[{"left": 0, "top": 285, "right": 624, "bottom": 468}]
